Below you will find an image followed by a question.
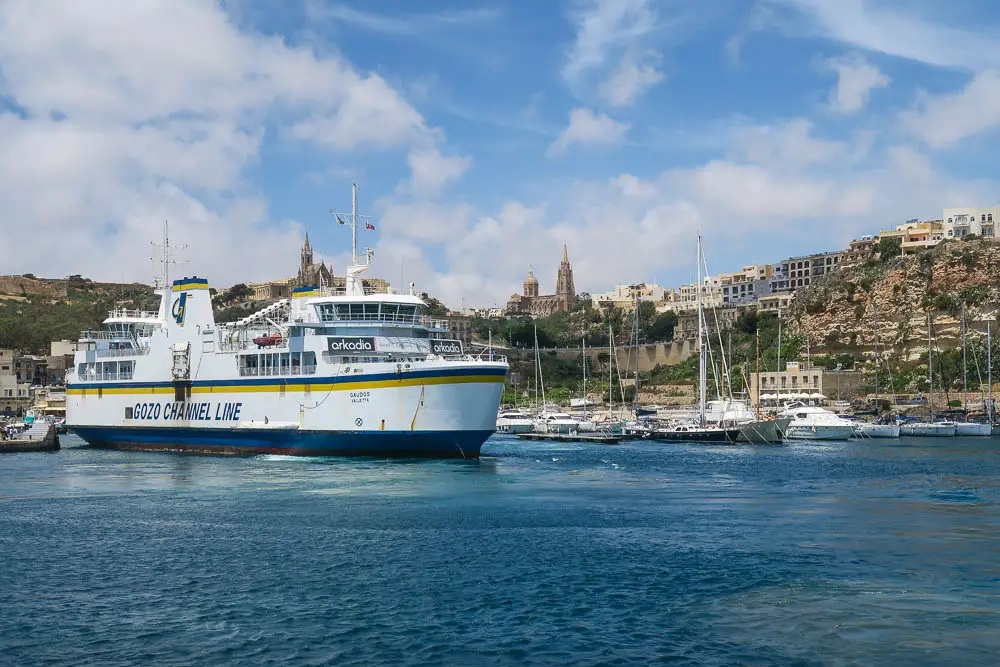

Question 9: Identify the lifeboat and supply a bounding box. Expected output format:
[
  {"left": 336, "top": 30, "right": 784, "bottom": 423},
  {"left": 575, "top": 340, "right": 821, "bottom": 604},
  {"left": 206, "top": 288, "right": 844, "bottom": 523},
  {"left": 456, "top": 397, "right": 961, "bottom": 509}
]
[{"left": 252, "top": 333, "right": 283, "bottom": 347}]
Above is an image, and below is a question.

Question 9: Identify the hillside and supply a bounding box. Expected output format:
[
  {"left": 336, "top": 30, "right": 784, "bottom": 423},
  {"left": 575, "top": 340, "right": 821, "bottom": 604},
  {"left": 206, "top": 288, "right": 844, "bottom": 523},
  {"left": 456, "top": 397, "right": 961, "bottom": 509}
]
[
  {"left": 791, "top": 238, "right": 1000, "bottom": 361},
  {"left": 0, "top": 276, "right": 157, "bottom": 354}
]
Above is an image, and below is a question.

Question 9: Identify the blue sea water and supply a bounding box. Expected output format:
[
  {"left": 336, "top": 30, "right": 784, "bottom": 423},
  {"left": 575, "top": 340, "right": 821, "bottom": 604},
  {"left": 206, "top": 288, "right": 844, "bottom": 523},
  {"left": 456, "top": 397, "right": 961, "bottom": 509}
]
[{"left": 2, "top": 435, "right": 1000, "bottom": 666}]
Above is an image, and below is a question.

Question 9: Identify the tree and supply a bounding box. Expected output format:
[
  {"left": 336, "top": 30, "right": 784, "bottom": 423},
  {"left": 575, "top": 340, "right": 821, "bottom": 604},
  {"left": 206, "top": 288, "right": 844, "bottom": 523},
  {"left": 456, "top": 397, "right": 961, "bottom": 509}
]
[
  {"left": 419, "top": 292, "right": 449, "bottom": 317},
  {"left": 227, "top": 283, "right": 252, "bottom": 302},
  {"left": 648, "top": 310, "right": 678, "bottom": 342},
  {"left": 636, "top": 300, "right": 657, "bottom": 334},
  {"left": 875, "top": 237, "right": 901, "bottom": 261}
]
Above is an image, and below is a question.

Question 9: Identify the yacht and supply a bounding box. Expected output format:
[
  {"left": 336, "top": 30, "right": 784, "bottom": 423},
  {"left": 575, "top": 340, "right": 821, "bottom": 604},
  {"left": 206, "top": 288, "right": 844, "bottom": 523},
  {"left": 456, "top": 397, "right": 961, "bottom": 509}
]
[
  {"left": 856, "top": 422, "right": 901, "bottom": 438},
  {"left": 956, "top": 422, "right": 992, "bottom": 437},
  {"left": 779, "top": 403, "right": 858, "bottom": 440},
  {"left": 648, "top": 422, "right": 742, "bottom": 443},
  {"left": 534, "top": 411, "right": 595, "bottom": 434},
  {"left": 900, "top": 421, "right": 957, "bottom": 437},
  {"left": 496, "top": 409, "right": 534, "bottom": 434}
]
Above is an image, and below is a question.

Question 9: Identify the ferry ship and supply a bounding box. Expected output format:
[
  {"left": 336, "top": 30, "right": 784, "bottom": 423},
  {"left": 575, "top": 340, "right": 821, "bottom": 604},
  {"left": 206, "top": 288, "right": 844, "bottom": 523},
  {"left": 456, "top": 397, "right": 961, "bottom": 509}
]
[{"left": 66, "top": 187, "right": 508, "bottom": 458}]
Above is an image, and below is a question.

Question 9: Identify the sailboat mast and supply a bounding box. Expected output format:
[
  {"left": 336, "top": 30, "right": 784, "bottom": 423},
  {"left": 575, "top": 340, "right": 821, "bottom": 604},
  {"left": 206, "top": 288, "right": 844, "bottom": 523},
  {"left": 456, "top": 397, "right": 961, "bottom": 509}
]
[
  {"left": 962, "top": 303, "right": 968, "bottom": 415},
  {"left": 776, "top": 308, "right": 782, "bottom": 406},
  {"left": 697, "top": 234, "right": 706, "bottom": 427},
  {"left": 873, "top": 301, "right": 879, "bottom": 409},
  {"left": 534, "top": 323, "right": 539, "bottom": 408},
  {"left": 989, "top": 323, "right": 994, "bottom": 424},
  {"left": 755, "top": 327, "right": 761, "bottom": 419},
  {"left": 927, "top": 311, "right": 934, "bottom": 421},
  {"left": 582, "top": 337, "right": 587, "bottom": 421},
  {"left": 608, "top": 325, "right": 613, "bottom": 417}
]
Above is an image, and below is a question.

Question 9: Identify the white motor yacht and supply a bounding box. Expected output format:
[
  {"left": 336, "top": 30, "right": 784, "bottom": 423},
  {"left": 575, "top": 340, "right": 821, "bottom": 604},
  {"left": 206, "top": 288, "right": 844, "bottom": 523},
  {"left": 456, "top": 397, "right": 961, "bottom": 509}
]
[
  {"left": 496, "top": 410, "right": 534, "bottom": 434},
  {"left": 779, "top": 403, "right": 858, "bottom": 440},
  {"left": 534, "top": 412, "right": 595, "bottom": 434}
]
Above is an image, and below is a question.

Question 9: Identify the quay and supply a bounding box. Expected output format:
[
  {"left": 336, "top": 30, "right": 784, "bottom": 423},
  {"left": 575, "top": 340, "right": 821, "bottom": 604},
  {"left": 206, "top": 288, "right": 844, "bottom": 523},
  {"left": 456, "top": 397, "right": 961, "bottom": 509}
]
[
  {"left": 0, "top": 422, "right": 59, "bottom": 453},
  {"left": 517, "top": 432, "right": 623, "bottom": 444}
]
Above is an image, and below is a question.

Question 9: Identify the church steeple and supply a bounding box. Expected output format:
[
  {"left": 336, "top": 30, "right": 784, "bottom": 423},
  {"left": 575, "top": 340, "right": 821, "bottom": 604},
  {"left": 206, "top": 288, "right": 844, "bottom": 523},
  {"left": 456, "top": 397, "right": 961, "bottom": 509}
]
[{"left": 556, "top": 243, "right": 575, "bottom": 309}]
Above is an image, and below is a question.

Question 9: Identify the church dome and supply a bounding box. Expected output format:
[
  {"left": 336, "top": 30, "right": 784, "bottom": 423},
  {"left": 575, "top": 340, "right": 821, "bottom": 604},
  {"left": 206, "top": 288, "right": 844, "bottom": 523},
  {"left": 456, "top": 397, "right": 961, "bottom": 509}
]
[
  {"left": 523, "top": 267, "right": 539, "bottom": 297},
  {"left": 523, "top": 268, "right": 539, "bottom": 287}
]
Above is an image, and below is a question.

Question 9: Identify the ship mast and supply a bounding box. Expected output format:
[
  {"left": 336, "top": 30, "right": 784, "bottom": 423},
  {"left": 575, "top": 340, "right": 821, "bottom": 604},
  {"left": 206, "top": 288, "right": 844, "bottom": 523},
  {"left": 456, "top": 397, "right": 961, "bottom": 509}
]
[{"left": 697, "top": 233, "right": 706, "bottom": 427}]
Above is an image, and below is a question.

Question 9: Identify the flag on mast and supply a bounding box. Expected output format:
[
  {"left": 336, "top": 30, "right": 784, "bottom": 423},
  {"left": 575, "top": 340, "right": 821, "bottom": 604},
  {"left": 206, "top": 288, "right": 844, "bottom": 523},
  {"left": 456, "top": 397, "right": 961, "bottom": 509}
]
[
  {"left": 336, "top": 215, "right": 346, "bottom": 225},
  {"left": 366, "top": 222, "right": 376, "bottom": 230}
]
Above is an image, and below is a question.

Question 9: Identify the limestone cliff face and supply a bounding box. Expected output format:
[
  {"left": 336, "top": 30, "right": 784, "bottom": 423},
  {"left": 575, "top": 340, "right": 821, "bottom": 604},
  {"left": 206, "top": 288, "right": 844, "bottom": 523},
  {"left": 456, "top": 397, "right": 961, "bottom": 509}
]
[{"left": 789, "top": 239, "right": 1000, "bottom": 360}]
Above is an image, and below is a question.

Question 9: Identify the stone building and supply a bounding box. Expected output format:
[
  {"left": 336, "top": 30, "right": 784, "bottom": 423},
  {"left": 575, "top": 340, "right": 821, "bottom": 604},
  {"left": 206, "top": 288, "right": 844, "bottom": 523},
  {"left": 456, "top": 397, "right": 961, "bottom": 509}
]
[
  {"left": 296, "top": 233, "right": 334, "bottom": 288},
  {"left": 506, "top": 245, "right": 577, "bottom": 316},
  {"left": 749, "top": 361, "right": 863, "bottom": 406}
]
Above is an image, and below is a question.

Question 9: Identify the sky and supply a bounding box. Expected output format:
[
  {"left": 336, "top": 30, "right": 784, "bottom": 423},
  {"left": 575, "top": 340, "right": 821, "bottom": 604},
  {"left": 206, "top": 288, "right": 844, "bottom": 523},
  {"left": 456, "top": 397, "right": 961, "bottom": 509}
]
[{"left": 2, "top": 0, "right": 1000, "bottom": 309}]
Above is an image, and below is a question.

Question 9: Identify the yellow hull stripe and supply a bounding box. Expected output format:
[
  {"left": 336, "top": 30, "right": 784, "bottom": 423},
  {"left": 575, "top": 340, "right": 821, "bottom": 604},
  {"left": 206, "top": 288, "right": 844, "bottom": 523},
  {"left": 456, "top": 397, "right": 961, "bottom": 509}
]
[{"left": 66, "top": 374, "right": 503, "bottom": 396}]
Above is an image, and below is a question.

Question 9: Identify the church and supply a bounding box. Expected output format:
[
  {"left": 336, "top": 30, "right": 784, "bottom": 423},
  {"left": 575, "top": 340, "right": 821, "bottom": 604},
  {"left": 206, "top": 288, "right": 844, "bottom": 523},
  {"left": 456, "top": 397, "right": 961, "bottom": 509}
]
[
  {"left": 505, "top": 245, "right": 577, "bottom": 316},
  {"left": 297, "top": 233, "right": 334, "bottom": 288}
]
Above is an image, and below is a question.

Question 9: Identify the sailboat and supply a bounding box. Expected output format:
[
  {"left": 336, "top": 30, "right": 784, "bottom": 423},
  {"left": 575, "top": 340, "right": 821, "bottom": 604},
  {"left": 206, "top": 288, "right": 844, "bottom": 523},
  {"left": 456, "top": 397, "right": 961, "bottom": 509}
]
[
  {"left": 856, "top": 301, "right": 900, "bottom": 438},
  {"left": 901, "top": 312, "right": 956, "bottom": 437},
  {"left": 956, "top": 303, "right": 991, "bottom": 436},
  {"left": 648, "top": 234, "right": 741, "bottom": 443},
  {"left": 531, "top": 324, "right": 594, "bottom": 434}
]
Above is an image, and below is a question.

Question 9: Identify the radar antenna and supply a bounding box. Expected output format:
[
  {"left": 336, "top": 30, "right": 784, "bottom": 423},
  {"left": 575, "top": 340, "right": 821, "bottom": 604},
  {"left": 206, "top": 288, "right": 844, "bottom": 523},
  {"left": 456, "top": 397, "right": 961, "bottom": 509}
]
[{"left": 150, "top": 220, "right": 188, "bottom": 289}]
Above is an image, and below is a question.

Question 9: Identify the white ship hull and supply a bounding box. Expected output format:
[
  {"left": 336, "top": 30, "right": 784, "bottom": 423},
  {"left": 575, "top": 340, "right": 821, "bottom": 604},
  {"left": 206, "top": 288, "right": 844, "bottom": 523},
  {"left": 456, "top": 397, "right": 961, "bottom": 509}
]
[
  {"left": 856, "top": 423, "right": 901, "bottom": 438},
  {"left": 783, "top": 424, "right": 857, "bottom": 441},
  {"left": 955, "top": 422, "right": 992, "bottom": 437},
  {"left": 69, "top": 364, "right": 505, "bottom": 457},
  {"left": 900, "top": 423, "right": 956, "bottom": 437}
]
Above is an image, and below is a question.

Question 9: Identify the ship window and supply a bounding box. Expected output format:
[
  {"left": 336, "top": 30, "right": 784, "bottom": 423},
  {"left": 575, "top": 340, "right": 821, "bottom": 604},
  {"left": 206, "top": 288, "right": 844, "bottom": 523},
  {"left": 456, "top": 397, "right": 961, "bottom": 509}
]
[
  {"left": 125, "top": 406, "right": 134, "bottom": 420},
  {"left": 382, "top": 303, "right": 399, "bottom": 320},
  {"left": 363, "top": 303, "right": 379, "bottom": 319},
  {"left": 398, "top": 305, "right": 416, "bottom": 321}
]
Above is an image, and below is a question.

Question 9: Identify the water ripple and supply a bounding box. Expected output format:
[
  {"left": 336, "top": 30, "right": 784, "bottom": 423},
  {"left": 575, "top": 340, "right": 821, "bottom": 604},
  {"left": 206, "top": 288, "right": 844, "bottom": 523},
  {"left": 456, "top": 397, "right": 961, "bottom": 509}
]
[{"left": 1, "top": 434, "right": 1000, "bottom": 665}]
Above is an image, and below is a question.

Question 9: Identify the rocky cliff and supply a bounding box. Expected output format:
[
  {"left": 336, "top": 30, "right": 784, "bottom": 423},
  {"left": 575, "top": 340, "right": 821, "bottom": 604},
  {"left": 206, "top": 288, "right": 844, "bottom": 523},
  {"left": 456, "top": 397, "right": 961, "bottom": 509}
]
[{"left": 790, "top": 238, "right": 1000, "bottom": 361}]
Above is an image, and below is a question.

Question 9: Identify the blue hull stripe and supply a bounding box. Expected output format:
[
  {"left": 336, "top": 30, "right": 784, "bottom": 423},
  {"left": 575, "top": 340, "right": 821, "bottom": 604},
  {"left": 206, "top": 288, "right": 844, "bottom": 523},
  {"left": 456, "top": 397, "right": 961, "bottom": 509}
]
[
  {"left": 69, "top": 366, "right": 506, "bottom": 391},
  {"left": 70, "top": 426, "right": 491, "bottom": 459}
]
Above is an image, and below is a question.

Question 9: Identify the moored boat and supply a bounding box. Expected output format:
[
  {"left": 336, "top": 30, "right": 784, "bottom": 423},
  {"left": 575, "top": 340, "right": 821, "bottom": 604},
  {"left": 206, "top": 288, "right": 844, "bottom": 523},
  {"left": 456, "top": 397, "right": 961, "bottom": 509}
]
[
  {"left": 900, "top": 422, "right": 957, "bottom": 437},
  {"left": 66, "top": 186, "right": 508, "bottom": 458},
  {"left": 779, "top": 404, "right": 858, "bottom": 440},
  {"left": 856, "top": 422, "right": 901, "bottom": 438},
  {"left": 955, "top": 422, "right": 992, "bottom": 437}
]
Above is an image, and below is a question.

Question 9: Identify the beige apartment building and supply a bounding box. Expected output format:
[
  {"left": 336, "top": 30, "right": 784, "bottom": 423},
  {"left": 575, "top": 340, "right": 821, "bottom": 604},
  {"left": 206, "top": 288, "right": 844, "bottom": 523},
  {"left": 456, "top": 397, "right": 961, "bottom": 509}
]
[{"left": 749, "top": 361, "right": 863, "bottom": 406}]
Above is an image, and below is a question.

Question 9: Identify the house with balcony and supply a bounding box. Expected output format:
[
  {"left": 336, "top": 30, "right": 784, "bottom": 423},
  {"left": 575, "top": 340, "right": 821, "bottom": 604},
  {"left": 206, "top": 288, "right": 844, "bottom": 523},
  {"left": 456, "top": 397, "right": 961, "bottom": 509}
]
[{"left": 943, "top": 206, "right": 998, "bottom": 240}]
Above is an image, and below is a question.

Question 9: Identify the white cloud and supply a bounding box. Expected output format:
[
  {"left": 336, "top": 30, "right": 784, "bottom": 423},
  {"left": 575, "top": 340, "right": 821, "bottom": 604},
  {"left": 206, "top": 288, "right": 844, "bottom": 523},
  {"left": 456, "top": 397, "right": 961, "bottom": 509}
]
[
  {"left": 825, "top": 54, "right": 890, "bottom": 113},
  {"left": 901, "top": 70, "right": 1000, "bottom": 148},
  {"left": 0, "top": 0, "right": 439, "bottom": 285},
  {"left": 406, "top": 146, "right": 472, "bottom": 194},
  {"left": 547, "top": 108, "right": 630, "bottom": 156},
  {"left": 372, "top": 112, "right": 1000, "bottom": 308},
  {"left": 731, "top": 118, "right": 848, "bottom": 167},
  {"left": 563, "top": 0, "right": 665, "bottom": 106},
  {"left": 769, "top": 0, "right": 1000, "bottom": 70},
  {"left": 599, "top": 57, "right": 665, "bottom": 107}
]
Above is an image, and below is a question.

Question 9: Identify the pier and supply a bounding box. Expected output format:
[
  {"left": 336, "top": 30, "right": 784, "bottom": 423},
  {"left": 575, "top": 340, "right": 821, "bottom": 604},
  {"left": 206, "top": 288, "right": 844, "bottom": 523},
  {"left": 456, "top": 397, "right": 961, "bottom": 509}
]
[{"left": 0, "top": 422, "right": 59, "bottom": 453}]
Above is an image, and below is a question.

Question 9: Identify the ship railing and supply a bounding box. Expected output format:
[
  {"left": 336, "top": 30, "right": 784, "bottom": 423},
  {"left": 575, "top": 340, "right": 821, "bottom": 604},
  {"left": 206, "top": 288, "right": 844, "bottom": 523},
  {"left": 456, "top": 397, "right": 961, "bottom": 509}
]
[
  {"left": 95, "top": 346, "right": 150, "bottom": 359},
  {"left": 303, "top": 286, "right": 387, "bottom": 297},
  {"left": 79, "top": 330, "right": 135, "bottom": 341},
  {"left": 436, "top": 353, "right": 508, "bottom": 363},
  {"left": 237, "top": 365, "right": 318, "bottom": 378},
  {"left": 77, "top": 370, "right": 135, "bottom": 382},
  {"left": 107, "top": 308, "right": 160, "bottom": 320},
  {"left": 315, "top": 313, "right": 449, "bottom": 329}
]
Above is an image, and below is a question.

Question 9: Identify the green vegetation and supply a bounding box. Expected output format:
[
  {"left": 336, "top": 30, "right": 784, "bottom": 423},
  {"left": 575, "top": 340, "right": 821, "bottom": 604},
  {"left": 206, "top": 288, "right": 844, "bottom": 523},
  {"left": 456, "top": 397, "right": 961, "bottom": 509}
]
[{"left": 0, "top": 284, "right": 157, "bottom": 354}]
